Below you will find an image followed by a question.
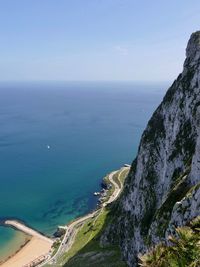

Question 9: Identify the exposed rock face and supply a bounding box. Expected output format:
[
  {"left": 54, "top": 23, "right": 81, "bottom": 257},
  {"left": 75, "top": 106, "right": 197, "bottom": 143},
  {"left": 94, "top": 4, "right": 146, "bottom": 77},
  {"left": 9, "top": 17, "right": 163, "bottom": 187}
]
[{"left": 102, "top": 31, "right": 200, "bottom": 266}]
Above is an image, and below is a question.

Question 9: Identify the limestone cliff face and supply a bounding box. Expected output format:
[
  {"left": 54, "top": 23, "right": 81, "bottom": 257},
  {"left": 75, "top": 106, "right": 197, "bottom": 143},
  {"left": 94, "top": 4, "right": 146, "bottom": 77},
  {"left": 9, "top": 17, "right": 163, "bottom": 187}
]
[{"left": 102, "top": 31, "right": 200, "bottom": 266}]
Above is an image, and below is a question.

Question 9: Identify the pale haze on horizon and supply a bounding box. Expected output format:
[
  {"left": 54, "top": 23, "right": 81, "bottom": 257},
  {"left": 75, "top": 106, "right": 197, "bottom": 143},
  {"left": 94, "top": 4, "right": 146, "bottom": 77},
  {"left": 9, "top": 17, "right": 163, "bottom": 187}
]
[{"left": 0, "top": 0, "right": 200, "bottom": 82}]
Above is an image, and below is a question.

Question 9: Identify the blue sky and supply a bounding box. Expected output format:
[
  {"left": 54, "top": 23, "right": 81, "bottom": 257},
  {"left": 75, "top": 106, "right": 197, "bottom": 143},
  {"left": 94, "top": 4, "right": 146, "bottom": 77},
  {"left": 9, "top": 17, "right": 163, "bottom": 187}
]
[{"left": 0, "top": 0, "right": 200, "bottom": 81}]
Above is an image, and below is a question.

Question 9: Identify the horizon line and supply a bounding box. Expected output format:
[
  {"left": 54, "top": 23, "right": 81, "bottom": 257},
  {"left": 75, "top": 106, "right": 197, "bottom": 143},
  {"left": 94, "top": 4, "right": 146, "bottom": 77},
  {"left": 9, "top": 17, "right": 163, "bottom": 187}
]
[{"left": 0, "top": 79, "right": 171, "bottom": 83}]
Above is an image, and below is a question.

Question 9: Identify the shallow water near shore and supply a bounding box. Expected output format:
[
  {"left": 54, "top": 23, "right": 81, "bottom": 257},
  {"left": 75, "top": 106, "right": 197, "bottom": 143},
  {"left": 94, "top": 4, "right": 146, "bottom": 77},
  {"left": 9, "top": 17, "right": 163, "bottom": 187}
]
[
  {"left": 0, "top": 81, "right": 167, "bottom": 259},
  {"left": 0, "top": 227, "right": 29, "bottom": 263}
]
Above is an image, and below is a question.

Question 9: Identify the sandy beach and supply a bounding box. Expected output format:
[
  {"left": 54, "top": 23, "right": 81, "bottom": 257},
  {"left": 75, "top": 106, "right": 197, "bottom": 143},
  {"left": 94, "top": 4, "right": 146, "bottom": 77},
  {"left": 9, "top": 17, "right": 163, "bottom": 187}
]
[{"left": 1, "top": 221, "right": 53, "bottom": 267}]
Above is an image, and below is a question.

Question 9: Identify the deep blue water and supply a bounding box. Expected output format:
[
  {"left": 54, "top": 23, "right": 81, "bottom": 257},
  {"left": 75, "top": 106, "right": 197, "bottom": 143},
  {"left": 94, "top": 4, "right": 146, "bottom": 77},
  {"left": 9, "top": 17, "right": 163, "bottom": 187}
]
[{"left": 0, "top": 81, "right": 167, "bottom": 251}]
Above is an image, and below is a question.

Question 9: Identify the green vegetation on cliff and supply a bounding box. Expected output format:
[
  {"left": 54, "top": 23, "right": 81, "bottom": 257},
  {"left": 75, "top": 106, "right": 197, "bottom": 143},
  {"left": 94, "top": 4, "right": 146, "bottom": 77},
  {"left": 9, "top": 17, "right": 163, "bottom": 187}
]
[{"left": 139, "top": 217, "right": 200, "bottom": 267}]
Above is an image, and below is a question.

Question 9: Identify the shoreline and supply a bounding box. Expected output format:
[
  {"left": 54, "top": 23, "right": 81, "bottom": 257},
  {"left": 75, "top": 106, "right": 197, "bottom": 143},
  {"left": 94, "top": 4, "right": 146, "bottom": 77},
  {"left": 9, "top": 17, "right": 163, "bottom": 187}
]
[
  {"left": 0, "top": 221, "right": 53, "bottom": 267},
  {"left": 0, "top": 232, "right": 31, "bottom": 266},
  {"left": 0, "top": 237, "right": 52, "bottom": 267},
  {"left": 40, "top": 165, "right": 130, "bottom": 266},
  {"left": 4, "top": 220, "right": 53, "bottom": 243},
  {"left": 0, "top": 165, "right": 130, "bottom": 267}
]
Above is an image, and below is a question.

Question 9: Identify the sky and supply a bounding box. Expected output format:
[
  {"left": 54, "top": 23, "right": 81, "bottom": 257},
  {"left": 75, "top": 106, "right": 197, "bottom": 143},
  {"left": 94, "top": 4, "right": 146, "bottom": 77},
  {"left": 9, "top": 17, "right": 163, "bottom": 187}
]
[{"left": 0, "top": 0, "right": 200, "bottom": 82}]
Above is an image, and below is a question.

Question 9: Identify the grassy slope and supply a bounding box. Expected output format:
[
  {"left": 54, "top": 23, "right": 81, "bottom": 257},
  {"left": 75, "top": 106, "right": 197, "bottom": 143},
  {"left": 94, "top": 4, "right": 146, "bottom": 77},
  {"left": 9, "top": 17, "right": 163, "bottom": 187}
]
[{"left": 63, "top": 208, "right": 127, "bottom": 267}]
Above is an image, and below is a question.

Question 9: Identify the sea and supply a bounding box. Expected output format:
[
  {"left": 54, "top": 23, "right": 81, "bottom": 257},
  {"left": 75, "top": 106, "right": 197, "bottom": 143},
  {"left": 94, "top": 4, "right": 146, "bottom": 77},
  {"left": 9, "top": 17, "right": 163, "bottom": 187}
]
[{"left": 0, "top": 81, "right": 168, "bottom": 260}]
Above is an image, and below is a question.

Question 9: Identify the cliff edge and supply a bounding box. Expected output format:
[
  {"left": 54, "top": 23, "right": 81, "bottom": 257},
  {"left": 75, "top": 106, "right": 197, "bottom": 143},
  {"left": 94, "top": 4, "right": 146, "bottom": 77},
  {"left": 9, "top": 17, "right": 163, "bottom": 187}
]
[{"left": 102, "top": 31, "right": 200, "bottom": 266}]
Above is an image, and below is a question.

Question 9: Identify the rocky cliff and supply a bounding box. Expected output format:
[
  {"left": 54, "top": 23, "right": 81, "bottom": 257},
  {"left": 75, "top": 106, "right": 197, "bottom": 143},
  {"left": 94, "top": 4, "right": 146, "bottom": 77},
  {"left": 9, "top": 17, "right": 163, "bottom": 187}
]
[{"left": 102, "top": 31, "right": 200, "bottom": 266}]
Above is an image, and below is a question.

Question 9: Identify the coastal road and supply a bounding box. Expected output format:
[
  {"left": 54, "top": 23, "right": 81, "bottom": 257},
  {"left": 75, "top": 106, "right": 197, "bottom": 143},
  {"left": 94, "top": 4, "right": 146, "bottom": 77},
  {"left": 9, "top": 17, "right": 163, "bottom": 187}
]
[
  {"left": 39, "top": 166, "right": 130, "bottom": 266},
  {"left": 39, "top": 210, "right": 100, "bottom": 266},
  {"left": 106, "top": 170, "right": 120, "bottom": 204},
  {"left": 103, "top": 166, "right": 129, "bottom": 206}
]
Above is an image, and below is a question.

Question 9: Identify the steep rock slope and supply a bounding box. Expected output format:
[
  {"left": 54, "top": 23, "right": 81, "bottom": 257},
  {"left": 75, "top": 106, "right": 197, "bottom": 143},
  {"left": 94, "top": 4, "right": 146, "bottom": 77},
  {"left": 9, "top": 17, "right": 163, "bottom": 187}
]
[{"left": 102, "top": 31, "right": 200, "bottom": 266}]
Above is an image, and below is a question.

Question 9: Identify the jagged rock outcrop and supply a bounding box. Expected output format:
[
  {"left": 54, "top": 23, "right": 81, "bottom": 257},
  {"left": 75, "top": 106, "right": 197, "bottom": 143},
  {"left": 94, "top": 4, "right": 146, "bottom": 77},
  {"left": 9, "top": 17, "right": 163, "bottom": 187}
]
[{"left": 102, "top": 31, "right": 200, "bottom": 266}]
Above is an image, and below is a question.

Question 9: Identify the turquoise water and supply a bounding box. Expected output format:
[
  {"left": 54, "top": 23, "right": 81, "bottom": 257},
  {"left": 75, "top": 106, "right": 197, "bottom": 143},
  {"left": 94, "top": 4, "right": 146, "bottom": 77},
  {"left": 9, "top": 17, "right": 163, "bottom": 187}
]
[
  {"left": 0, "top": 81, "right": 167, "bottom": 252},
  {"left": 0, "top": 227, "right": 29, "bottom": 263}
]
